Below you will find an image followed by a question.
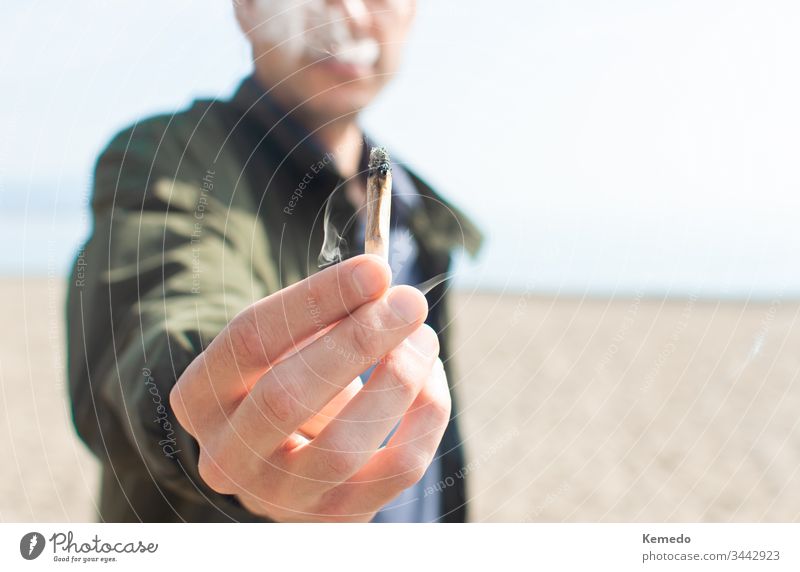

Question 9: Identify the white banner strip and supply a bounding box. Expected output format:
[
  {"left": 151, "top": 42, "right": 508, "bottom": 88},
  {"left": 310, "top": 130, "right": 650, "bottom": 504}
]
[{"left": 1, "top": 523, "right": 797, "bottom": 571}]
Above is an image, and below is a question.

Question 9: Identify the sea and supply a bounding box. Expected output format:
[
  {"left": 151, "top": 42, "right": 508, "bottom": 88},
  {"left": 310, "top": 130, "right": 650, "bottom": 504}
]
[{"left": 2, "top": 180, "right": 797, "bottom": 301}]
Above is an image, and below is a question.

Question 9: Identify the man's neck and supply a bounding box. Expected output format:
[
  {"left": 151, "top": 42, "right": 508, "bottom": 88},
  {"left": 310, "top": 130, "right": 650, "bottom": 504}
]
[
  {"left": 250, "top": 71, "right": 365, "bottom": 179},
  {"left": 312, "top": 118, "right": 364, "bottom": 180}
]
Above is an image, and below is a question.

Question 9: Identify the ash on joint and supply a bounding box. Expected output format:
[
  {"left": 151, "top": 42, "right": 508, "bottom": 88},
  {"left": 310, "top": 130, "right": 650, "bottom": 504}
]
[{"left": 368, "top": 147, "right": 391, "bottom": 177}]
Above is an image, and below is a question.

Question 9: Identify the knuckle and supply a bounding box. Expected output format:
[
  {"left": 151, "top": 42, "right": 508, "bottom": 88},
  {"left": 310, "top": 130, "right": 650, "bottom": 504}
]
[
  {"left": 391, "top": 448, "right": 430, "bottom": 488},
  {"left": 227, "top": 311, "right": 267, "bottom": 368},
  {"left": 408, "top": 324, "right": 440, "bottom": 358},
  {"left": 197, "top": 448, "right": 233, "bottom": 494},
  {"left": 169, "top": 369, "right": 207, "bottom": 437},
  {"left": 256, "top": 380, "right": 299, "bottom": 426},
  {"left": 168, "top": 383, "right": 189, "bottom": 428},
  {"left": 385, "top": 366, "right": 420, "bottom": 404},
  {"left": 349, "top": 319, "right": 381, "bottom": 361},
  {"left": 321, "top": 450, "right": 359, "bottom": 482},
  {"left": 425, "top": 391, "right": 453, "bottom": 427}
]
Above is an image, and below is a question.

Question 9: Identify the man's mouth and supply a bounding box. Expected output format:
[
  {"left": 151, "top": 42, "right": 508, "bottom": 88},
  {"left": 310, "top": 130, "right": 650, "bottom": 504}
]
[
  {"left": 244, "top": 0, "right": 382, "bottom": 74},
  {"left": 329, "top": 38, "right": 380, "bottom": 68}
]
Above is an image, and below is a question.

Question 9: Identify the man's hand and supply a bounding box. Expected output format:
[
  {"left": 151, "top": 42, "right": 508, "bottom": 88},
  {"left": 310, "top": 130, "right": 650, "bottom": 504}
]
[{"left": 169, "top": 254, "right": 451, "bottom": 522}]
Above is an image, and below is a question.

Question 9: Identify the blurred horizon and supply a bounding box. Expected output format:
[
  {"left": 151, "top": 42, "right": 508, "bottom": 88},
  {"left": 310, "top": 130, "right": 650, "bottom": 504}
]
[{"left": 2, "top": 1, "right": 800, "bottom": 299}]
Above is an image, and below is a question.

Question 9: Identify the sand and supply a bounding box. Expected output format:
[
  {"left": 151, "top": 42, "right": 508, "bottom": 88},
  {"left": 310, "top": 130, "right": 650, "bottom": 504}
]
[{"left": 2, "top": 277, "right": 800, "bottom": 522}]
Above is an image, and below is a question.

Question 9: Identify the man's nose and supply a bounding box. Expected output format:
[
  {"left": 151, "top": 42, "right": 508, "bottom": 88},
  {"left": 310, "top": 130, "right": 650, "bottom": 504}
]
[{"left": 330, "top": 0, "right": 373, "bottom": 33}]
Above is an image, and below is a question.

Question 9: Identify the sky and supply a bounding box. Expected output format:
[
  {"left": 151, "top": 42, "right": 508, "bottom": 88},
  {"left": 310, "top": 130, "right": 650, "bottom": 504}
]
[{"left": 2, "top": 0, "right": 800, "bottom": 298}]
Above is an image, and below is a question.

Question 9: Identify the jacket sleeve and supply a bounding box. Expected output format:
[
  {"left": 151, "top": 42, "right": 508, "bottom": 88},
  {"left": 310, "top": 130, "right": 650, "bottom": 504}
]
[{"left": 66, "top": 118, "right": 268, "bottom": 519}]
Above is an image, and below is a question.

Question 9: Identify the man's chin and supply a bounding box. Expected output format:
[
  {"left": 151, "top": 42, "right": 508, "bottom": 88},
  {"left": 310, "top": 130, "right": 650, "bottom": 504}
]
[
  {"left": 312, "top": 102, "right": 367, "bottom": 123},
  {"left": 308, "top": 86, "right": 376, "bottom": 119}
]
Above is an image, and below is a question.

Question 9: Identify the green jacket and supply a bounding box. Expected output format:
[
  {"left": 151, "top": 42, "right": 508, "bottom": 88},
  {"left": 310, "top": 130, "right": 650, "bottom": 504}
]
[{"left": 66, "top": 76, "right": 483, "bottom": 522}]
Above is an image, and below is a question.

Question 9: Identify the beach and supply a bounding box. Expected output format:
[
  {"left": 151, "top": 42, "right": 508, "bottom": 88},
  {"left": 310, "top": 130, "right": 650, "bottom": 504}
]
[{"left": 2, "top": 277, "right": 799, "bottom": 522}]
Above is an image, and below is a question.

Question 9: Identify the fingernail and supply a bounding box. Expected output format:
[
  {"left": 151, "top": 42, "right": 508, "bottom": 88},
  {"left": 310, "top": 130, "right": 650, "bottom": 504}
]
[
  {"left": 352, "top": 260, "right": 386, "bottom": 298},
  {"left": 387, "top": 287, "right": 426, "bottom": 324},
  {"left": 406, "top": 326, "right": 439, "bottom": 358}
]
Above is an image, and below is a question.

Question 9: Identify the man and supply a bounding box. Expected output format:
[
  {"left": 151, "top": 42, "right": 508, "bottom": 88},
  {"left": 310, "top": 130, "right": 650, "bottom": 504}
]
[{"left": 66, "top": 0, "right": 482, "bottom": 522}]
